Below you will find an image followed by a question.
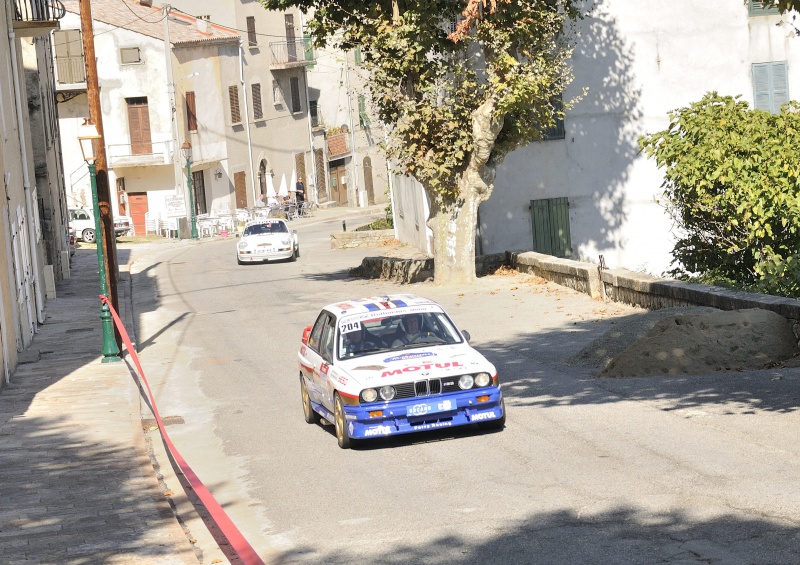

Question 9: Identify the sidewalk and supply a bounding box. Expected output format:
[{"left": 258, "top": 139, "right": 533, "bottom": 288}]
[{"left": 0, "top": 249, "right": 197, "bottom": 564}]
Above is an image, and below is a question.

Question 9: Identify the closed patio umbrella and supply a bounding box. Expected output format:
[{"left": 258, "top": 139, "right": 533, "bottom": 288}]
[{"left": 278, "top": 174, "right": 289, "bottom": 198}]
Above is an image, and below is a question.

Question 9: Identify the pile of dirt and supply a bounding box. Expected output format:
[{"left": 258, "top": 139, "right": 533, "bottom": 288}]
[{"left": 572, "top": 308, "right": 800, "bottom": 378}]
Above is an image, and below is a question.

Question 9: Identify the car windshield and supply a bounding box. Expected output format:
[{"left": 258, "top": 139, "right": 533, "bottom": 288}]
[
  {"left": 337, "top": 311, "right": 463, "bottom": 359},
  {"left": 243, "top": 221, "right": 288, "bottom": 236}
]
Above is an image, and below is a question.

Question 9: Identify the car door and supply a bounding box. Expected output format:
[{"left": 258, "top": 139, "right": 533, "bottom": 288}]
[
  {"left": 300, "top": 311, "right": 332, "bottom": 407},
  {"left": 316, "top": 314, "right": 338, "bottom": 411}
]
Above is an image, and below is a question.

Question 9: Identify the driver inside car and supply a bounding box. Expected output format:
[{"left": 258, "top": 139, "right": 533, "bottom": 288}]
[
  {"left": 342, "top": 326, "right": 381, "bottom": 357},
  {"left": 392, "top": 314, "right": 434, "bottom": 347}
]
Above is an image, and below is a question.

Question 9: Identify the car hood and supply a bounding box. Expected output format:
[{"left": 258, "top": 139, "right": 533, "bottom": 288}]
[
  {"left": 333, "top": 344, "right": 495, "bottom": 389},
  {"left": 241, "top": 233, "right": 293, "bottom": 244}
]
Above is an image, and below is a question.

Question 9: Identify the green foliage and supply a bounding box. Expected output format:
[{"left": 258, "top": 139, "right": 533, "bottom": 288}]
[
  {"left": 639, "top": 92, "right": 800, "bottom": 298},
  {"left": 261, "top": 0, "right": 586, "bottom": 199},
  {"left": 355, "top": 216, "right": 394, "bottom": 231}
]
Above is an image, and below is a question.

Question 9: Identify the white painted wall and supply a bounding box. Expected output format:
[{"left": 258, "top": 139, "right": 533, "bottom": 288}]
[{"left": 478, "top": 1, "right": 800, "bottom": 276}]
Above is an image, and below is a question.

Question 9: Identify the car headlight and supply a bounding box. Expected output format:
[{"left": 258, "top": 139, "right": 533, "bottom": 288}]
[
  {"left": 238, "top": 241, "right": 249, "bottom": 249},
  {"left": 281, "top": 237, "right": 291, "bottom": 245},
  {"left": 361, "top": 388, "right": 378, "bottom": 403},
  {"left": 458, "top": 374, "right": 474, "bottom": 390},
  {"left": 379, "top": 386, "right": 396, "bottom": 401},
  {"left": 474, "top": 372, "right": 491, "bottom": 387}
]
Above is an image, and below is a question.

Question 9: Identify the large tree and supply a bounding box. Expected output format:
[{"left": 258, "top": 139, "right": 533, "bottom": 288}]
[{"left": 262, "top": 0, "right": 587, "bottom": 284}]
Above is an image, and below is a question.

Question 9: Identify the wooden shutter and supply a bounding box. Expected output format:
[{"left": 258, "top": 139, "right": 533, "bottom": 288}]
[
  {"left": 246, "top": 16, "right": 257, "bottom": 46},
  {"left": 771, "top": 61, "right": 789, "bottom": 112},
  {"left": 127, "top": 98, "right": 152, "bottom": 155},
  {"left": 354, "top": 46, "right": 362, "bottom": 64},
  {"left": 290, "top": 77, "right": 301, "bottom": 113},
  {"left": 753, "top": 62, "right": 789, "bottom": 113},
  {"left": 252, "top": 83, "right": 263, "bottom": 120},
  {"left": 294, "top": 152, "right": 306, "bottom": 181},
  {"left": 185, "top": 91, "right": 197, "bottom": 132},
  {"left": 54, "top": 30, "right": 85, "bottom": 84},
  {"left": 749, "top": 0, "right": 779, "bottom": 15},
  {"left": 530, "top": 197, "right": 571, "bottom": 257},
  {"left": 229, "top": 85, "right": 241, "bottom": 123}
]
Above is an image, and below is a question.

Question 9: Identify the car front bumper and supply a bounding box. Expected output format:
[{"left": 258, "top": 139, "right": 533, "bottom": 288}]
[
  {"left": 237, "top": 247, "right": 293, "bottom": 262},
  {"left": 342, "top": 388, "right": 504, "bottom": 439}
]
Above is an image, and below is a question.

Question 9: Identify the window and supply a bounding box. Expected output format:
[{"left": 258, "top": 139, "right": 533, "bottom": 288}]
[
  {"left": 120, "top": 47, "right": 141, "bottom": 65},
  {"left": 290, "top": 77, "right": 301, "bottom": 113},
  {"left": 749, "top": 0, "right": 779, "bottom": 15},
  {"left": 229, "top": 85, "right": 241, "bottom": 123},
  {"left": 53, "top": 29, "right": 85, "bottom": 84},
  {"left": 309, "top": 100, "right": 319, "bottom": 127},
  {"left": 530, "top": 197, "right": 571, "bottom": 257},
  {"left": 753, "top": 61, "right": 789, "bottom": 114},
  {"left": 246, "top": 16, "right": 257, "bottom": 47},
  {"left": 543, "top": 95, "right": 565, "bottom": 140},
  {"left": 273, "top": 80, "right": 283, "bottom": 105},
  {"left": 185, "top": 91, "right": 197, "bottom": 132},
  {"left": 358, "top": 95, "right": 370, "bottom": 127},
  {"left": 252, "top": 83, "right": 263, "bottom": 120},
  {"left": 308, "top": 312, "right": 328, "bottom": 352}
]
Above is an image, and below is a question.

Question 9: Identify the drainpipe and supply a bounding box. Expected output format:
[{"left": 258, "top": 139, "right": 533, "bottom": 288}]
[
  {"left": 163, "top": 5, "right": 183, "bottom": 201},
  {"left": 298, "top": 10, "right": 317, "bottom": 203},
  {"left": 7, "top": 25, "right": 44, "bottom": 325},
  {"left": 343, "top": 53, "right": 360, "bottom": 206},
  {"left": 240, "top": 42, "right": 257, "bottom": 207}
]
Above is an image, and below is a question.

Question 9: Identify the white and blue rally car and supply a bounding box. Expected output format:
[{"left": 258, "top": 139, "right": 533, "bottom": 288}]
[{"left": 298, "top": 294, "right": 505, "bottom": 448}]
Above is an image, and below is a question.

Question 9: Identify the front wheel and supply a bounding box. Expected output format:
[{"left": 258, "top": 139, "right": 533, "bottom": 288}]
[
  {"left": 82, "top": 228, "right": 96, "bottom": 243},
  {"left": 334, "top": 394, "right": 353, "bottom": 449},
  {"left": 301, "top": 378, "right": 320, "bottom": 424}
]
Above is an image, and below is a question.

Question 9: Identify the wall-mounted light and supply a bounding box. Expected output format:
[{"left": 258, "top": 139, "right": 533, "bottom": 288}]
[{"left": 214, "top": 168, "right": 222, "bottom": 179}]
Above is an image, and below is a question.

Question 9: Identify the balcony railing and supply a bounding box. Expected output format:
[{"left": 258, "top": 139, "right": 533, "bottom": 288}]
[
  {"left": 13, "top": 0, "right": 65, "bottom": 36},
  {"left": 107, "top": 141, "right": 175, "bottom": 169},
  {"left": 269, "top": 39, "right": 316, "bottom": 70},
  {"left": 13, "top": 0, "right": 65, "bottom": 22}
]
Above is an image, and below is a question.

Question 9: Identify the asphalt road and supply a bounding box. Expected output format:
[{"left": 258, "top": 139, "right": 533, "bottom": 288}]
[{"left": 126, "top": 213, "right": 800, "bottom": 565}]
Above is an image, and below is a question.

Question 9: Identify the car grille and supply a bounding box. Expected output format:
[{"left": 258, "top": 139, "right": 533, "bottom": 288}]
[{"left": 393, "top": 376, "right": 469, "bottom": 400}]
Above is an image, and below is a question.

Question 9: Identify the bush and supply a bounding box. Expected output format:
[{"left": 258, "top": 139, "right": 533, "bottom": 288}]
[{"left": 639, "top": 92, "right": 800, "bottom": 298}]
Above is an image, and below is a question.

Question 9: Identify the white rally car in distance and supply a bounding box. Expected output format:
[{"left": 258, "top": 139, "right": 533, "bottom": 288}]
[
  {"left": 298, "top": 294, "right": 505, "bottom": 448},
  {"left": 237, "top": 218, "right": 299, "bottom": 264}
]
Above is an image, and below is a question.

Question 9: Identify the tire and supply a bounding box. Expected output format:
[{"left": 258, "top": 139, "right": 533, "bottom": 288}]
[
  {"left": 295, "top": 244, "right": 300, "bottom": 258},
  {"left": 301, "top": 378, "right": 320, "bottom": 424},
  {"left": 82, "top": 229, "right": 96, "bottom": 243},
  {"left": 477, "top": 397, "right": 506, "bottom": 431},
  {"left": 237, "top": 256, "right": 244, "bottom": 265},
  {"left": 289, "top": 247, "right": 297, "bottom": 262},
  {"left": 334, "top": 394, "right": 352, "bottom": 449}
]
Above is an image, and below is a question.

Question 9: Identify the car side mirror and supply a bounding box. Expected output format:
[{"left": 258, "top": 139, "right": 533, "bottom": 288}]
[
  {"left": 461, "top": 330, "right": 471, "bottom": 342},
  {"left": 301, "top": 325, "right": 312, "bottom": 345}
]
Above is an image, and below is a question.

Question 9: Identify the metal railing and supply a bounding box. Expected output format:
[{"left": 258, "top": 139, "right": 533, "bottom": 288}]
[
  {"left": 12, "top": 0, "right": 65, "bottom": 22},
  {"left": 269, "top": 39, "right": 315, "bottom": 67}
]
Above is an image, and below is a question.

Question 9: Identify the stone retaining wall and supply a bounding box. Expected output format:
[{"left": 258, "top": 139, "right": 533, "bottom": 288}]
[
  {"left": 330, "top": 229, "right": 396, "bottom": 249},
  {"left": 350, "top": 248, "right": 800, "bottom": 319}
]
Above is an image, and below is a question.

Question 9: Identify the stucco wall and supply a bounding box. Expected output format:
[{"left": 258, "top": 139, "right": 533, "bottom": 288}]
[{"left": 478, "top": 0, "right": 800, "bottom": 277}]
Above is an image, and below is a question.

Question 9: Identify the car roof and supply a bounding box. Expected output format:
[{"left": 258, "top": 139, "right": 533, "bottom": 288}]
[
  {"left": 324, "top": 295, "right": 442, "bottom": 317},
  {"left": 244, "top": 218, "right": 286, "bottom": 228}
]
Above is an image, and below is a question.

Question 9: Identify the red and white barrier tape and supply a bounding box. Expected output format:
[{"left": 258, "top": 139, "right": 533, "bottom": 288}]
[{"left": 100, "top": 294, "right": 265, "bottom": 565}]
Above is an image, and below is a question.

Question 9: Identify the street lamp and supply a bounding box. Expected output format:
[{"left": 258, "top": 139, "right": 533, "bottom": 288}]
[
  {"left": 181, "top": 140, "right": 198, "bottom": 240},
  {"left": 77, "top": 120, "right": 121, "bottom": 363}
]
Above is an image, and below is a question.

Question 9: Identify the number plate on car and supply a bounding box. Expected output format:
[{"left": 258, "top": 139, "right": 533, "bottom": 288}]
[{"left": 406, "top": 399, "right": 456, "bottom": 418}]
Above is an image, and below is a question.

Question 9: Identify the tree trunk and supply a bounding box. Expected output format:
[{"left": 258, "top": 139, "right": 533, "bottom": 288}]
[{"left": 428, "top": 98, "right": 503, "bottom": 285}]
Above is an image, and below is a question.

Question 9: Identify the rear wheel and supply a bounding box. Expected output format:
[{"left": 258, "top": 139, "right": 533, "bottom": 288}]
[
  {"left": 477, "top": 397, "right": 506, "bottom": 431},
  {"left": 301, "top": 378, "right": 320, "bottom": 424},
  {"left": 82, "top": 228, "right": 96, "bottom": 243},
  {"left": 334, "top": 394, "right": 352, "bottom": 449}
]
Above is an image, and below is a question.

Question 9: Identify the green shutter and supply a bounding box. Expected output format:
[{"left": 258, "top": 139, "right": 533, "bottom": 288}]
[
  {"left": 354, "top": 46, "right": 362, "bottom": 64},
  {"left": 530, "top": 197, "right": 571, "bottom": 257},
  {"left": 771, "top": 61, "right": 789, "bottom": 112},
  {"left": 304, "top": 35, "right": 315, "bottom": 68},
  {"left": 749, "top": 0, "right": 779, "bottom": 15},
  {"left": 753, "top": 63, "right": 772, "bottom": 112},
  {"left": 753, "top": 61, "right": 789, "bottom": 113}
]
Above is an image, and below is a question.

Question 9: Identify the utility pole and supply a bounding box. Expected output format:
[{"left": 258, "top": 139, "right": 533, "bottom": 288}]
[{"left": 79, "top": 0, "right": 120, "bottom": 347}]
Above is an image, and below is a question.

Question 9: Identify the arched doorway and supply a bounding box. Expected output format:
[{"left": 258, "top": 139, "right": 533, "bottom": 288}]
[{"left": 363, "top": 156, "right": 375, "bottom": 205}]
